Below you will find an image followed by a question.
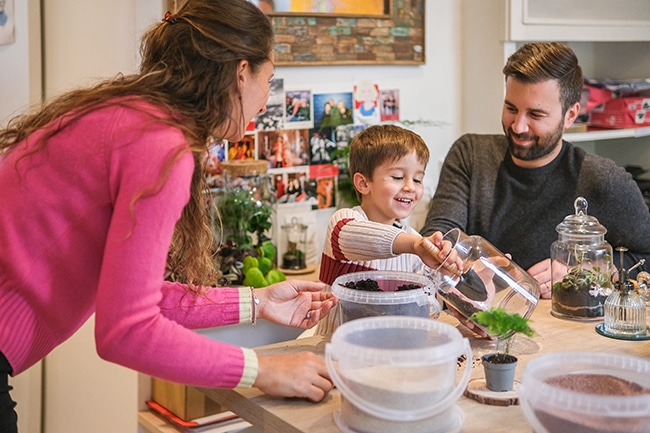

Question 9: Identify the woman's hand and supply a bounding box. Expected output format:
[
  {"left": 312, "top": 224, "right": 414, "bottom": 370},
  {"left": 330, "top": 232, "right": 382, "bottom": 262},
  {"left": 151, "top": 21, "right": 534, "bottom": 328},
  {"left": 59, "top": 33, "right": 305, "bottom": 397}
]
[
  {"left": 254, "top": 352, "right": 333, "bottom": 402},
  {"left": 256, "top": 280, "right": 338, "bottom": 328}
]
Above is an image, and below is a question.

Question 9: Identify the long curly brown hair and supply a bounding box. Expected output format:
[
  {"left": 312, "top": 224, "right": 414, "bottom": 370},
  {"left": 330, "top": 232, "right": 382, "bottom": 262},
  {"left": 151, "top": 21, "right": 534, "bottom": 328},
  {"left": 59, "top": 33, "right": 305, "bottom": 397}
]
[{"left": 0, "top": 0, "right": 273, "bottom": 289}]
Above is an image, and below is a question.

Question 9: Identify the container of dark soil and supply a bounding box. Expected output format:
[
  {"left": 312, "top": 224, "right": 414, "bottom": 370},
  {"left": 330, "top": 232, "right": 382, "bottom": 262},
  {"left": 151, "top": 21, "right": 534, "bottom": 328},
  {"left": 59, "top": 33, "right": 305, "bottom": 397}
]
[
  {"left": 519, "top": 351, "right": 650, "bottom": 433},
  {"left": 331, "top": 271, "right": 441, "bottom": 324},
  {"left": 325, "top": 316, "right": 472, "bottom": 433}
]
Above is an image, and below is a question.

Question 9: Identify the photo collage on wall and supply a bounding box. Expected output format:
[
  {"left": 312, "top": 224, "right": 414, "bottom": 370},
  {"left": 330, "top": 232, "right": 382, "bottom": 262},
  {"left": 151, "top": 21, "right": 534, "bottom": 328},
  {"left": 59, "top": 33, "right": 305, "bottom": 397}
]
[{"left": 204, "top": 77, "right": 401, "bottom": 212}]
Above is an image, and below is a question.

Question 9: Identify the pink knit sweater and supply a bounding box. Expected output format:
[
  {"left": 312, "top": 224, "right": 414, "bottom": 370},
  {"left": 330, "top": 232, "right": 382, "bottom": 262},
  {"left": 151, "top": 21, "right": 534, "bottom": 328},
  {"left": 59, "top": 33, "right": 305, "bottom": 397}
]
[{"left": 0, "top": 99, "right": 257, "bottom": 388}]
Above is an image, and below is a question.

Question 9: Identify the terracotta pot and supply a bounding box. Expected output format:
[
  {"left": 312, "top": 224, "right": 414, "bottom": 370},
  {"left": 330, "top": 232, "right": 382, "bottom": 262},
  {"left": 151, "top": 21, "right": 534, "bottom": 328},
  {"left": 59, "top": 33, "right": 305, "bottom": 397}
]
[{"left": 481, "top": 353, "right": 517, "bottom": 392}]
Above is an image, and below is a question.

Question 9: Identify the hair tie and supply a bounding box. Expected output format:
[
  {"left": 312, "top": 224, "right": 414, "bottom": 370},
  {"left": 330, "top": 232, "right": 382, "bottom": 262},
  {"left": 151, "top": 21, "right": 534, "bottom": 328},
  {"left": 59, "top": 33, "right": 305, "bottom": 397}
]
[{"left": 163, "top": 11, "right": 178, "bottom": 24}]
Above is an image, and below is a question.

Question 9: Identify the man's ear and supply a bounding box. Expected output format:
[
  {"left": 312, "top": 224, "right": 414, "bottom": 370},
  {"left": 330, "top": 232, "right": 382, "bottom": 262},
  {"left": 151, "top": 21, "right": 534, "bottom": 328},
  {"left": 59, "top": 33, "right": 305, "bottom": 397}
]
[
  {"left": 353, "top": 172, "right": 369, "bottom": 195},
  {"left": 563, "top": 102, "right": 581, "bottom": 129}
]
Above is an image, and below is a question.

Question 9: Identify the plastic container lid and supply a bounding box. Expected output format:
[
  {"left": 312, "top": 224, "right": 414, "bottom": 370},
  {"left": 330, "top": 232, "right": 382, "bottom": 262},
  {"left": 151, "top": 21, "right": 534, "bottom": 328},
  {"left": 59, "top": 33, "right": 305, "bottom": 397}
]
[
  {"left": 331, "top": 270, "right": 433, "bottom": 307},
  {"left": 330, "top": 315, "right": 466, "bottom": 364}
]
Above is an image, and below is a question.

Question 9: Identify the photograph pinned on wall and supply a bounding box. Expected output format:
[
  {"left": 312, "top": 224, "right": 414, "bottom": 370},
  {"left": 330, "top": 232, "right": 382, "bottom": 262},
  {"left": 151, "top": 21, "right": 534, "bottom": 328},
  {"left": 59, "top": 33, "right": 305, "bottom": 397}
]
[
  {"left": 308, "top": 129, "right": 337, "bottom": 165},
  {"left": 0, "top": 0, "right": 14, "bottom": 45},
  {"left": 306, "top": 164, "right": 338, "bottom": 210},
  {"left": 380, "top": 88, "right": 400, "bottom": 121},
  {"left": 353, "top": 81, "right": 380, "bottom": 125},
  {"left": 313, "top": 92, "right": 354, "bottom": 142},
  {"left": 255, "top": 77, "right": 285, "bottom": 131},
  {"left": 285, "top": 90, "right": 313, "bottom": 129},
  {"left": 334, "top": 123, "right": 370, "bottom": 147},
  {"left": 227, "top": 133, "right": 255, "bottom": 161},
  {"left": 258, "top": 129, "right": 310, "bottom": 168},
  {"left": 272, "top": 168, "right": 309, "bottom": 204},
  {"left": 205, "top": 137, "right": 226, "bottom": 189}
]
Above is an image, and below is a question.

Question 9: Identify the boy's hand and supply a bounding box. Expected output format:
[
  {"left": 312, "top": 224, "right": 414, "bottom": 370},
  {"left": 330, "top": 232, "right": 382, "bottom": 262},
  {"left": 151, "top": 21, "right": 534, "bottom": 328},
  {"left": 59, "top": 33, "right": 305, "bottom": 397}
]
[{"left": 418, "top": 233, "right": 462, "bottom": 274}]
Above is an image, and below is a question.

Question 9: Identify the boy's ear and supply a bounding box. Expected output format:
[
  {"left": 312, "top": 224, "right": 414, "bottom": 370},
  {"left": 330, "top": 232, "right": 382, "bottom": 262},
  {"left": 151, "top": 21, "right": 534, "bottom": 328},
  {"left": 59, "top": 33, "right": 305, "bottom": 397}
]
[{"left": 353, "top": 172, "right": 370, "bottom": 195}]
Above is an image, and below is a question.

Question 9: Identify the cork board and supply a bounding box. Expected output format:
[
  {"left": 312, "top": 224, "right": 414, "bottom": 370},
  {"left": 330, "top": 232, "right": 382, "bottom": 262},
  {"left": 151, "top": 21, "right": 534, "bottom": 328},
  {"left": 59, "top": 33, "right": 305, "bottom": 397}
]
[{"left": 166, "top": 1, "right": 425, "bottom": 66}]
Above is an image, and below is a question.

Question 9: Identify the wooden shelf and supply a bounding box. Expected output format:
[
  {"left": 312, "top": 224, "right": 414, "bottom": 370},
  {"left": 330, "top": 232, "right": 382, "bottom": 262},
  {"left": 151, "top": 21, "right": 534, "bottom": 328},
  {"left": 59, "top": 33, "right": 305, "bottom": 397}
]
[{"left": 565, "top": 126, "right": 650, "bottom": 142}]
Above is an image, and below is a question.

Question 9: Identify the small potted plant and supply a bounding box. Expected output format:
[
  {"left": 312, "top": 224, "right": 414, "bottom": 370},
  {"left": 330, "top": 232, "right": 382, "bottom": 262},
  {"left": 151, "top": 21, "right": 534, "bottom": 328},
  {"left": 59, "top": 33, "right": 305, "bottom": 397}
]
[{"left": 468, "top": 307, "right": 535, "bottom": 392}]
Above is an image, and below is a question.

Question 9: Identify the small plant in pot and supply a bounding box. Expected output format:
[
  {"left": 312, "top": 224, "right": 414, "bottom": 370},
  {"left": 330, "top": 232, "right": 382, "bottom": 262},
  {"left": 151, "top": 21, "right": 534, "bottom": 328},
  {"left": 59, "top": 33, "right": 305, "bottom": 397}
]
[{"left": 468, "top": 307, "right": 535, "bottom": 392}]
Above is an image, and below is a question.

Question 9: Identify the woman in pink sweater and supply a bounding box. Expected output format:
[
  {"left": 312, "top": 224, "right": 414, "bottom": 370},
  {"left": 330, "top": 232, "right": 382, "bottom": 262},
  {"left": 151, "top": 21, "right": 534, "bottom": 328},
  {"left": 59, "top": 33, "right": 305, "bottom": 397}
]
[{"left": 0, "top": 1, "right": 336, "bottom": 430}]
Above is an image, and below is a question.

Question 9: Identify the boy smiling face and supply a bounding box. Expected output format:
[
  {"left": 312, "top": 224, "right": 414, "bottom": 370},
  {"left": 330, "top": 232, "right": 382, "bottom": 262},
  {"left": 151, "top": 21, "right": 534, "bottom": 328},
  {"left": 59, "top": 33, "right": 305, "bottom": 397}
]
[{"left": 354, "top": 150, "right": 425, "bottom": 225}]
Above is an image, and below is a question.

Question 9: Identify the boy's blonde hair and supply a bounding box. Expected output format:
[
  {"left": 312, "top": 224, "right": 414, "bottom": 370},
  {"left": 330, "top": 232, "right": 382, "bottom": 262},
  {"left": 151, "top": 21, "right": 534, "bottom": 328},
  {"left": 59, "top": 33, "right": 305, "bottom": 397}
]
[{"left": 349, "top": 124, "right": 429, "bottom": 200}]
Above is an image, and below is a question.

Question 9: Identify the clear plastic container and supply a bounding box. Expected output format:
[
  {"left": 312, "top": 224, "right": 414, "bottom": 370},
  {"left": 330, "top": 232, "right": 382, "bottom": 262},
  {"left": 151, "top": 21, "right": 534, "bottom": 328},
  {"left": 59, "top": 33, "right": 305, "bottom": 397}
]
[
  {"left": 325, "top": 316, "right": 471, "bottom": 433},
  {"left": 519, "top": 351, "right": 650, "bottom": 433},
  {"left": 331, "top": 271, "right": 441, "bottom": 324},
  {"left": 429, "top": 228, "right": 540, "bottom": 336}
]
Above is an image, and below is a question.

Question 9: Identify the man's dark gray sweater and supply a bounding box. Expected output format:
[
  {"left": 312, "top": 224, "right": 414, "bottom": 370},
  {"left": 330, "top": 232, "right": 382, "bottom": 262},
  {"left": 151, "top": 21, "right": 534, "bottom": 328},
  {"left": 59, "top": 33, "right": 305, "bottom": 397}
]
[{"left": 421, "top": 133, "right": 650, "bottom": 271}]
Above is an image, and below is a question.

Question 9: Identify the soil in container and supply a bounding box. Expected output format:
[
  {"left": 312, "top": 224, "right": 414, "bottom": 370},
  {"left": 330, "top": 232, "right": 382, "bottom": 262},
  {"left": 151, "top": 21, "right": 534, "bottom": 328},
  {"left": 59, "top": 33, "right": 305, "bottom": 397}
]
[
  {"left": 342, "top": 279, "right": 422, "bottom": 292},
  {"left": 533, "top": 373, "right": 650, "bottom": 433}
]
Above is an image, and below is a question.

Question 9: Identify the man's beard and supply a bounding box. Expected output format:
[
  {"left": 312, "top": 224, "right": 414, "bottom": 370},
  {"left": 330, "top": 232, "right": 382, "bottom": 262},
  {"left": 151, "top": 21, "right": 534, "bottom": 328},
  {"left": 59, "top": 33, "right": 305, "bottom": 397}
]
[{"left": 505, "top": 119, "right": 564, "bottom": 161}]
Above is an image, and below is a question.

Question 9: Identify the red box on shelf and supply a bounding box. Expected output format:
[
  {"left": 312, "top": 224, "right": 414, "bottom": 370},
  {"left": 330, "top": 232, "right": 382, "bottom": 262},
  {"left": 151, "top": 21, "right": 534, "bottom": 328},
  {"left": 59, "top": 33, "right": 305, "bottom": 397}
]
[{"left": 588, "top": 96, "right": 650, "bottom": 128}]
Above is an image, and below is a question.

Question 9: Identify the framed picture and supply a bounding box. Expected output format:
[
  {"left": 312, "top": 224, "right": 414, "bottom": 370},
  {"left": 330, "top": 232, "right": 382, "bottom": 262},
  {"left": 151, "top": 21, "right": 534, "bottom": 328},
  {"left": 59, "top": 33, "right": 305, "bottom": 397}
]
[
  {"left": 266, "top": 0, "right": 388, "bottom": 17},
  {"left": 168, "top": 1, "right": 424, "bottom": 65},
  {"left": 267, "top": 0, "right": 424, "bottom": 65}
]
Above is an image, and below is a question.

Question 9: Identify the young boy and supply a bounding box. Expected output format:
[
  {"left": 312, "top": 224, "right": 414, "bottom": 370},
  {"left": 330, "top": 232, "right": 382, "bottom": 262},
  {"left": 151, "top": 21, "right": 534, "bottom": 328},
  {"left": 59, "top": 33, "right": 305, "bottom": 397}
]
[
  {"left": 319, "top": 124, "right": 455, "bottom": 286},
  {"left": 313, "top": 125, "right": 457, "bottom": 336}
]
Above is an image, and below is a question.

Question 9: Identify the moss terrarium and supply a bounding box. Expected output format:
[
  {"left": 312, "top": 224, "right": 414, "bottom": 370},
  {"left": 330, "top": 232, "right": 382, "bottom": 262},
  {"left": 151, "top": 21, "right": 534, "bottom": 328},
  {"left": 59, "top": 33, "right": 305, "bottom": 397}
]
[
  {"left": 550, "top": 197, "right": 614, "bottom": 321},
  {"left": 214, "top": 160, "right": 284, "bottom": 287}
]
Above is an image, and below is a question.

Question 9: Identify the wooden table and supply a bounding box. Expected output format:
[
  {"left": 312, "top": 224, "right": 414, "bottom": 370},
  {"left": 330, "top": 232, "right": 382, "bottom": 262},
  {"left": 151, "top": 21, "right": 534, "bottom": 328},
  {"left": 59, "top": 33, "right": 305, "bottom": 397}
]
[{"left": 196, "top": 300, "right": 650, "bottom": 433}]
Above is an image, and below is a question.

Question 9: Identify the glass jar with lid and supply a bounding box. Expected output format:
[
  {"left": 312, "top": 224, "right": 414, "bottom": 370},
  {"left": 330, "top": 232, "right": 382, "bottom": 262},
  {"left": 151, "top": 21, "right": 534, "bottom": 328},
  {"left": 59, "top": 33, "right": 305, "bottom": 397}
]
[
  {"left": 280, "top": 217, "right": 308, "bottom": 270},
  {"left": 216, "top": 160, "right": 275, "bottom": 249},
  {"left": 550, "top": 197, "right": 614, "bottom": 321}
]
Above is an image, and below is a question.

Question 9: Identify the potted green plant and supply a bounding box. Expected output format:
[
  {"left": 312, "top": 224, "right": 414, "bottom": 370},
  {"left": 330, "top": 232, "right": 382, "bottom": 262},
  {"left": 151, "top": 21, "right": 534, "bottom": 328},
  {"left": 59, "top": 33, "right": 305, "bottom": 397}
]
[{"left": 468, "top": 307, "right": 535, "bottom": 392}]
